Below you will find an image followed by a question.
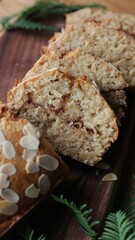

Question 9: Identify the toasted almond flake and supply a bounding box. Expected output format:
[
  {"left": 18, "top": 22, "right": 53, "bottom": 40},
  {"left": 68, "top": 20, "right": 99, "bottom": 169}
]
[
  {"left": 0, "top": 189, "right": 19, "bottom": 203},
  {"left": 0, "top": 130, "right": 6, "bottom": 145},
  {"left": 0, "top": 200, "right": 18, "bottom": 216},
  {"left": 25, "top": 184, "right": 40, "bottom": 198},
  {"left": 19, "top": 135, "right": 40, "bottom": 150},
  {"left": 23, "top": 123, "right": 40, "bottom": 138},
  {"left": 36, "top": 155, "right": 59, "bottom": 171},
  {"left": 0, "top": 163, "right": 16, "bottom": 176},
  {"left": 102, "top": 173, "right": 118, "bottom": 182},
  {"left": 38, "top": 174, "right": 51, "bottom": 195},
  {"left": 0, "top": 173, "right": 9, "bottom": 189},
  {"left": 25, "top": 160, "right": 40, "bottom": 174},
  {"left": 22, "top": 149, "right": 37, "bottom": 162},
  {"left": 96, "top": 162, "right": 110, "bottom": 170},
  {"left": 2, "top": 141, "right": 16, "bottom": 160}
]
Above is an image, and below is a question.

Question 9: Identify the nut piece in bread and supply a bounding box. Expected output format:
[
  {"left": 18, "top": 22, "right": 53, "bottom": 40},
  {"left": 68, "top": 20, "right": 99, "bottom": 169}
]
[
  {"left": 8, "top": 69, "right": 118, "bottom": 166},
  {"left": 0, "top": 102, "right": 69, "bottom": 237}
]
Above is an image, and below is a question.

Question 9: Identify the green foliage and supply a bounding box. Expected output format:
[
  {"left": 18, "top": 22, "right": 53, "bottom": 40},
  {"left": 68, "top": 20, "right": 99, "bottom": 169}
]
[
  {"left": 0, "top": 0, "right": 106, "bottom": 32},
  {"left": 99, "top": 210, "right": 135, "bottom": 240},
  {"left": 52, "top": 194, "right": 99, "bottom": 238},
  {"left": 20, "top": 227, "right": 46, "bottom": 240}
]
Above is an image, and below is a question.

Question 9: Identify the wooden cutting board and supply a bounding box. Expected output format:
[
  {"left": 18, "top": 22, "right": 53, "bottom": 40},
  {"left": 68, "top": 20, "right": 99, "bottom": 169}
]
[{"left": 0, "top": 1, "right": 135, "bottom": 239}]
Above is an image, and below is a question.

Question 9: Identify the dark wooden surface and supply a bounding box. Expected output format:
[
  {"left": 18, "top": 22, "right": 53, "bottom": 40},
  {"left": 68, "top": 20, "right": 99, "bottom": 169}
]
[{"left": 0, "top": 26, "right": 135, "bottom": 240}]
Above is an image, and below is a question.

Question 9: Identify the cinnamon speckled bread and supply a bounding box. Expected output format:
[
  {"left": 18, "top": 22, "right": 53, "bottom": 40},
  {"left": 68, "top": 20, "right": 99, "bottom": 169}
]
[
  {"left": 24, "top": 48, "right": 127, "bottom": 91},
  {"left": 23, "top": 48, "right": 127, "bottom": 120},
  {"left": 66, "top": 8, "right": 135, "bottom": 37},
  {"left": 8, "top": 69, "right": 118, "bottom": 166},
  {"left": 48, "top": 21, "right": 135, "bottom": 88},
  {"left": 0, "top": 102, "right": 69, "bottom": 236}
]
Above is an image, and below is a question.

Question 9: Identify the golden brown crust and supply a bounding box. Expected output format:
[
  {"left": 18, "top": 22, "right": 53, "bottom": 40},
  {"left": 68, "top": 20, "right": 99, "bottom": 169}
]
[{"left": 0, "top": 103, "right": 69, "bottom": 236}]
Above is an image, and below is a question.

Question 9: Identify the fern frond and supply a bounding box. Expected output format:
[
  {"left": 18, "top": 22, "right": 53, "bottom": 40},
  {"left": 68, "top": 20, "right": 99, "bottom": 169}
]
[
  {"left": 99, "top": 210, "right": 135, "bottom": 240},
  {"left": 52, "top": 194, "right": 99, "bottom": 238},
  {"left": 7, "top": 19, "right": 60, "bottom": 32},
  {"left": 20, "top": 227, "right": 46, "bottom": 240},
  {"left": 0, "top": 0, "right": 106, "bottom": 32}
]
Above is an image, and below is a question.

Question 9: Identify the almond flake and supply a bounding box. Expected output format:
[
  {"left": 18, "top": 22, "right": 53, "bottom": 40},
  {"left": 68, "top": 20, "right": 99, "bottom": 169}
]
[
  {"left": 0, "top": 163, "right": 16, "bottom": 176},
  {"left": 36, "top": 155, "right": 59, "bottom": 171},
  {"left": 102, "top": 173, "right": 118, "bottom": 182},
  {"left": 20, "top": 135, "right": 40, "bottom": 150},
  {"left": 25, "top": 184, "right": 40, "bottom": 198},
  {"left": 2, "top": 141, "right": 16, "bottom": 160},
  {"left": 0, "top": 200, "right": 18, "bottom": 216},
  {"left": 22, "top": 149, "right": 37, "bottom": 162},
  {"left": 96, "top": 162, "right": 110, "bottom": 170},
  {"left": 0, "top": 173, "right": 9, "bottom": 189},
  {"left": 0, "top": 189, "right": 19, "bottom": 203},
  {"left": 38, "top": 174, "right": 51, "bottom": 195},
  {"left": 0, "top": 130, "right": 6, "bottom": 145},
  {"left": 25, "top": 160, "right": 40, "bottom": 174},
  {"left": 23, "top": 123, "right": 40, "bottom": 138}
]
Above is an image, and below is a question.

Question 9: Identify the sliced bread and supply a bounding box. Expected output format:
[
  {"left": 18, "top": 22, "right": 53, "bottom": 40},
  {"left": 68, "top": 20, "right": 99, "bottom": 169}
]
[
  {"left": 24, "top": 48, "right": 127, "bottom": 91},
  {"left": 23, "top": 48, "right": 127, "bottom": 120},
  {"left": 8, "top": 69, "right": 118, "bottom": 166},
  {"left": 66, "top": 8, "right": 135, "bottom": 37},
  {"left": 48, "top": 21, "right": 135, "bottom": 88}
]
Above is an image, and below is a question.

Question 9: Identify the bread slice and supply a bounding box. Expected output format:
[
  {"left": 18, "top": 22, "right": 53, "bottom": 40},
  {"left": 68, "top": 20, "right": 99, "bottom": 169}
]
[
  {"left": 23, "top": 48, "right": 127, "bottom": 120},
  {"left": 8, "top": 69, "right": 118, "bottom": 166},
  {"left": 66, "top": 8, "right": 135, "bottom": 37},
  {"left": 48, "top": 21, "right": 135, "bottom": 88},
  {"left": 24, "top": 48, "right": 127, "bottom": 91}
]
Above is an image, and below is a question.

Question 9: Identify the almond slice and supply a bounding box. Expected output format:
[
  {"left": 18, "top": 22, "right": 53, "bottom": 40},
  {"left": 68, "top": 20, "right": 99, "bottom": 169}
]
[
  {"left": 0, "top": 200, "right": 18, "bottom": 216},
  {"left": 36, "top": 155, "right": 59, "bottom": 171},
  {"left": 102, "top": 173, "right": 118, "bottom": 182},
  {"left": 25, "top": 160, "right": 40, "bottom": 174},
  {"left": 38, "top": 174, "right": 51, "bottom": 195},
  {"left": 0, "top": 130, "right": 6, "bottom": 145},
  {"left": 0, "top": 189, "right": 19, "bottom": 203},
  {"left": 20, "top": 135, "right": 40, "bottom": 150},
  {"left": 0, "top": 163, "right": 16, "bottom": 176},
  {"left": 25, "top": 184, "right": 40, "bottom": 198},
  {"left": 2, "top": 141, "right": 16, "bottom": 160},
  {"left": 0, "top": 173, "right": 9, "bottom": 189},
  {"left": 96, "top": 162, "right": 110, "bottom": 170},
  {"left": 23, "top": 123, "right": 40, "bottom": 138},
  {"left": 22, "top": 149, "right": 37, "bottom": 162}
]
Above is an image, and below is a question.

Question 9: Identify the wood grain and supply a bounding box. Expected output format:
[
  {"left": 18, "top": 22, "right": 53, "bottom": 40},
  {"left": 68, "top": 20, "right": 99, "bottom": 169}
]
[{"left": 0, "top": 1, "right": 135, "bottom": 239}]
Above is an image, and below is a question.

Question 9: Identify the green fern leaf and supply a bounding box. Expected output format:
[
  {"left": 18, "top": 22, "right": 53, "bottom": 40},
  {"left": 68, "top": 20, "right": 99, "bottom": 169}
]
[
  {"left": 20, "top": 227, "right": 46, "bottom": 240},
  {"left": 7, "top": 18, "right": 60, "bottom": 32},
  {"left": 52, "top": 194, "right": 99, "bottom": 238},
  {"left": 0, "top": 0, "right": 106, "bottom": 32},
  {"left": 99, "top": 210, "right": 135, "bottom": 240}
]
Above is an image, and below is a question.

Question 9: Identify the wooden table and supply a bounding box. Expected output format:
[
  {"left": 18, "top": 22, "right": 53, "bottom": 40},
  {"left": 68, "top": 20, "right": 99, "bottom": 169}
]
[{"left": 0, "top": 1, "right": 135, "bottom": 240}]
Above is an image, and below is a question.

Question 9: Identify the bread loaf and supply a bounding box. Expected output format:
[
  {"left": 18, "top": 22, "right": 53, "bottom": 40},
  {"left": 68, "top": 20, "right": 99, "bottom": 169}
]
[
  {"left": 8, "top": 69, "right": 118, "bottom": 166},
  {"left": 23, "top": 48, "right": 127, "bottom": 120},
  {"left": 66, "top": 8, "right": 135, "bottom": 37},
  {"left": 0, "top": 102, "right": 69, "bottom": 236},
  {"left": 48, "top": 21, "right": 135, "bottom": 88}
]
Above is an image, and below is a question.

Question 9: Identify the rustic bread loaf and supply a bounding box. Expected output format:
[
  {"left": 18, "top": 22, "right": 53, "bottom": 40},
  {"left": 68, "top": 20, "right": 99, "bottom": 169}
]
[
  {"left": 24, "top": 48, "right": 127, "bottom": 91},
  {"left": 66, "top": 8, "right": 135, "bottom": 37},
  {"left": 0, "top": 102, "right": 69, "bottom": 237},
  {"left": 8, "top": 69, "right": 118, "bottom": 166},
  {"left": 48, "top": 21, "right": 135, "bottom": 88},
  {"left": 23, "top": 48, "right": 127, "bottom": 120}
]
